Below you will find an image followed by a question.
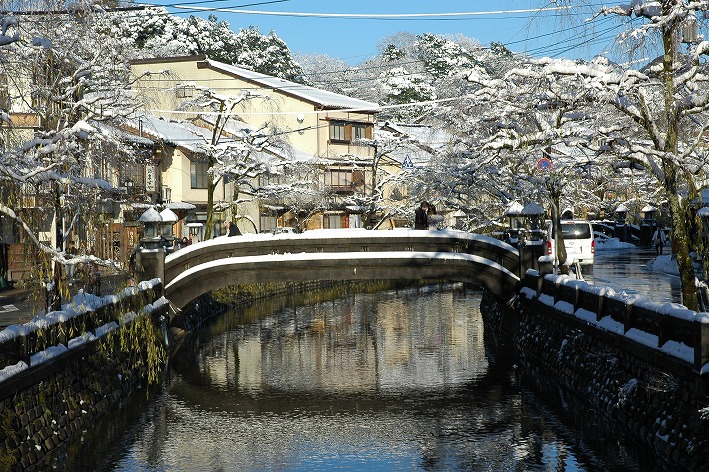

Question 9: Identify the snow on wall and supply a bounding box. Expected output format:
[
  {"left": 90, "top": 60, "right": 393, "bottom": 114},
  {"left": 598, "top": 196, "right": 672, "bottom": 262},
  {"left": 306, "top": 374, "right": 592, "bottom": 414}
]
[
  {"left": 528, "top": 273, "right": 699, "bottom": 366},
  {"left": 0, "top": 281, "right": 166, "bottom": 383}
]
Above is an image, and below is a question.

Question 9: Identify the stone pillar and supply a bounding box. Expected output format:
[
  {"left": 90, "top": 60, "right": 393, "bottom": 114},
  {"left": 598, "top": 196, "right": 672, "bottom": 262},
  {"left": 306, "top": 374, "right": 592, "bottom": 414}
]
[{"left": 134, "top": 247, "right": 165, "bottom": 290}]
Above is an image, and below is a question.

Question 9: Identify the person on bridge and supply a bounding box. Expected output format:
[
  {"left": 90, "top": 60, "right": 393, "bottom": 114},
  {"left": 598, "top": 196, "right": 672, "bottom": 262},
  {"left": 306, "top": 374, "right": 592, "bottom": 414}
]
[
  {"left": 225, "top": 221, "right": 241, "bottom": 236},
  {"left": 415, "top": 201, "right": 429, "bottom": 230},
  {"left": 652, "top": 225, "right": 666, "bottom": 256}
]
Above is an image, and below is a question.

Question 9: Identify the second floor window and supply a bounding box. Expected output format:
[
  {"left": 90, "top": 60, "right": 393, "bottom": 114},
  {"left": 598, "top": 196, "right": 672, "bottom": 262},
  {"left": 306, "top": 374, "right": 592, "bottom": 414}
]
[
  {"left": 176, "top": 84, "right": 195, "bottom": 98},
  {"left": 191, "top": 161, "right": 209, "bottom": 189},
  {"left": 352, "top": 123, "right": 367, "bottom": 140},
  {"left": 330, "top": 121, "right": 346, "bottom": 142},
  {"left": 328, "top": 120, "right": 373, "bottom": 143}
]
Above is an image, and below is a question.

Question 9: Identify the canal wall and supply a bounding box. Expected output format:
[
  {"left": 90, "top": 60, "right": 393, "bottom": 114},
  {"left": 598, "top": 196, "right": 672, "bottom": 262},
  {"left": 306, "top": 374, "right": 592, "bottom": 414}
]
[
  {"left": 486, "top": 270, "right": 709, "bottom": 470},
  {"left": 0, "top": 280, "right": 168, "bottom": 471}
]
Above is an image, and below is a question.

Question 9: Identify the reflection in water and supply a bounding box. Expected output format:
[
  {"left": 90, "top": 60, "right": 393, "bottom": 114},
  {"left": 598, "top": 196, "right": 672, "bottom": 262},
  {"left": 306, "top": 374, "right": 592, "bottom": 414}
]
[{"left": 53, "top": 285, "right": 658, "bottom": 471}]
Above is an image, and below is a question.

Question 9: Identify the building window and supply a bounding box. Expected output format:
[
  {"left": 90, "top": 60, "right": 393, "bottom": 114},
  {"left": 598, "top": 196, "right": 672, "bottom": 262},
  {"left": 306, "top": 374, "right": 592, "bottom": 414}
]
[
  {"left": 324, "top": 168, "right": 353, "bottom": 192},
  {"left": 328, "top": 121, "right": 372, "bottom": 143},
  {"left": 258, "top": 173, "right": 283, "bottom": 187},
  {"left": 352, "top": 123, "right": 367, "bottom": 141},
  {"left": 191, "top": 161, "right": 209, "bottom": 189},
  {"left": 329, "top": 121, "right": 346, "bottom": 142},
  {"left": 176, "top": 84, "right": 195, "bottom": 98},
  {"left": 260, "top": 214, "right": 278, "bottom": 233}
]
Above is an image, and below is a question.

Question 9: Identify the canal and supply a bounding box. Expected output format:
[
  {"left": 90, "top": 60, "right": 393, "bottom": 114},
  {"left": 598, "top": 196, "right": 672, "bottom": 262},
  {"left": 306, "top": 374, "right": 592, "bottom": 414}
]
[{"left": 51, "top": 283, "right": 664, "bottom": 471}]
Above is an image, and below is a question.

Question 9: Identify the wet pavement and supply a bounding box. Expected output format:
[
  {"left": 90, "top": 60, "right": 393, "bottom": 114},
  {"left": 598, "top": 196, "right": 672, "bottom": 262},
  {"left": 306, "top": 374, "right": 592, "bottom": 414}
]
[{"left": 585, "top": 246, "right": 682, "bottom": 304}]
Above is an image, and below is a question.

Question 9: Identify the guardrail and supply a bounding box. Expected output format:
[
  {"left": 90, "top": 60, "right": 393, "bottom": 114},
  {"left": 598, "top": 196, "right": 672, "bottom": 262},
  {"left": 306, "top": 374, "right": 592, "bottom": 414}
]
[
  {"left": 0, "top": 279, "right": 165, "bottom": 373},
  {"left": 521, "top": 269, "right": 709, "bottom": 374}
]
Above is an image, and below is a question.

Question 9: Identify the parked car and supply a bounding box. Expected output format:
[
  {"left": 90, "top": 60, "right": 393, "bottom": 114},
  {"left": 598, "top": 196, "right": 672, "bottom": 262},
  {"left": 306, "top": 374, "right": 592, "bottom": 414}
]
[{"left": 547, "top": 219, "right": 595, "bottom": 266}]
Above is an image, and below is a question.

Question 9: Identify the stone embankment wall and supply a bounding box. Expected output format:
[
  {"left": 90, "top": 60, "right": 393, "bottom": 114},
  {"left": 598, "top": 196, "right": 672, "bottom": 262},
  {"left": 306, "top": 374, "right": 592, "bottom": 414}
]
[
  {"left": 488, "top": 270, "right": 709, "bottom": 470},
  {"left": 0, "top": 281, "right": 167, "bottom": 471}
]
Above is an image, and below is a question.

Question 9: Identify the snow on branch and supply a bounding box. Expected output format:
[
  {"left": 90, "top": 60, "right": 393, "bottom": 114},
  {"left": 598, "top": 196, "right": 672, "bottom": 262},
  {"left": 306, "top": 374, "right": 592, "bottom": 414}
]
[{"left": 0, "top": 15, "right": 19, "bottom": 46}]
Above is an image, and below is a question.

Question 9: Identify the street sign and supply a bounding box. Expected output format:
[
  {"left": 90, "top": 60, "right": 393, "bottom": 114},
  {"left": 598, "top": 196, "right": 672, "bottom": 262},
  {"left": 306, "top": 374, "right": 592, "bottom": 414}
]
[
  {"left": 537, "top": 157, "right": 552, "bottom": 172},
  {"left": 402, "top": 155, "right": 415, "bottom": 170}
]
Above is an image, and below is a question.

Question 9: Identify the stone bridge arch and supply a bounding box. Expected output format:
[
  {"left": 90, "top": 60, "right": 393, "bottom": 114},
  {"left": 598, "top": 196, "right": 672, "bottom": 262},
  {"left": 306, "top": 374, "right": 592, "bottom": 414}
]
[
  {"left": 165, "top": 251, "right": 519, "bottom": 309},
  {"left": 155, "top": 229, "right": 522, "bottom": 311},
  {"left": 144, "top": 229, "right": 520, "bottom": 314}
]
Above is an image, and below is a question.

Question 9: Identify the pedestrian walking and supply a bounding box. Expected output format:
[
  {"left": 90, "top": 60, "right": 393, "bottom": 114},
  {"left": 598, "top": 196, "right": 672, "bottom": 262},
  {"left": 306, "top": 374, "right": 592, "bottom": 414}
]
[{"left": 652, "top": 225, "right": 666, "bottom": 255}]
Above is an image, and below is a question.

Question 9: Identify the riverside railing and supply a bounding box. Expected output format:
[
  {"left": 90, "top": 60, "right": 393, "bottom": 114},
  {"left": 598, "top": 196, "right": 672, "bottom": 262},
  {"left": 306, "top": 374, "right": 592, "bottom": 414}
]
[
  {"left": 521, "top": 269, "right": 709, "bottom": 374},
  {"left": 0, "top": 279, "right": 166, "bottom": 375}
]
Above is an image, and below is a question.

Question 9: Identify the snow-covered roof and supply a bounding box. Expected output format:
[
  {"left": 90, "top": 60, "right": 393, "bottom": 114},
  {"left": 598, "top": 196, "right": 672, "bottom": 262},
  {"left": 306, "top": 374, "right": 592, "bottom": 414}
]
[
  {"left": 522, "top": 202, "right": 545, "bottom": 215},
  {"left": 127, "top": 115, "right": 209, "bottom": 153},
  {"left": 374, "top": 122, "right": 454, "bottom": 168},
  {"left": 381, "top": 122, "right": 452, "bottom": 151},
  {"left": 505, "top": 201, "right": 524, "bottom": 215},
  {"left": 196, "top": 114, "right": 317, "bottom": 164},
  {"left": 202, "top": 58, "right": 379, "bottom": 111},
  {"left": 94, "top": 121, "right": 154, "bottom": 147}
]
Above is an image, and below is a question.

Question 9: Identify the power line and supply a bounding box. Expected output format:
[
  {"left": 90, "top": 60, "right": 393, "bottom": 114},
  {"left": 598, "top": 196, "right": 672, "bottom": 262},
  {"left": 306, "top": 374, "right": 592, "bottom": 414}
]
[{"left": 170, "top": 5, "right": 573, "bottom": 19}]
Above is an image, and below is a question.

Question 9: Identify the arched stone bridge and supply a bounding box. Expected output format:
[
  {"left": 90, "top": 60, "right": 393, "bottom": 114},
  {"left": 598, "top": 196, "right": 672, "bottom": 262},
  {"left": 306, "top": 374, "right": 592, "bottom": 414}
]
[{"left": 156, "top": 229, "right": 524, "bottom": 310}]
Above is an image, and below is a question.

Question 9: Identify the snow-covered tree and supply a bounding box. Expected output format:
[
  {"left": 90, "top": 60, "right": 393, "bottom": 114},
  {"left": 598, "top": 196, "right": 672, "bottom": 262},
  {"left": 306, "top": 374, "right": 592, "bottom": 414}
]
[
  {"left": 457, "top": 1, "right": 709, "bottom": 307},
  {"left": 0, "top": 6, "right": 150, "bottom": 305},
  {"left": 102, "top": 8, "right": 305, "bottom": 81}
]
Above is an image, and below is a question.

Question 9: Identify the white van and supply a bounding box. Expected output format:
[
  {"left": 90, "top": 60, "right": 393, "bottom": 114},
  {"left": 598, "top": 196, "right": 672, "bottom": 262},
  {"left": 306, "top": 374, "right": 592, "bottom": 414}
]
[{"left": 547, "top": 220, "right": 595, "bottom": 266}]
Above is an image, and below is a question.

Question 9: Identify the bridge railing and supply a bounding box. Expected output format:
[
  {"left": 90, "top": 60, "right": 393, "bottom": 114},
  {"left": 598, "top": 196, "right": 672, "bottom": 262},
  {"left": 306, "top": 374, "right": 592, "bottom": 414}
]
[
  {"left": 0, "top": 280, "right": 165, "bottom": 370},
  {"left": 521, "top": 270, "right": 709, "bottom": 374},
  {"left": 164, "top": 229, "right": 520, "bottom": 285}
]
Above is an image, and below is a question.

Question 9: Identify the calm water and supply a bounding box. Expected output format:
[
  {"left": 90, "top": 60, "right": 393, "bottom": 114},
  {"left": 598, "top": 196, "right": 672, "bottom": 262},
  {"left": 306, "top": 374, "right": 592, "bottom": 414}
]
[{"left": 52, "top": 285, "right": 662, "bottom": 471}]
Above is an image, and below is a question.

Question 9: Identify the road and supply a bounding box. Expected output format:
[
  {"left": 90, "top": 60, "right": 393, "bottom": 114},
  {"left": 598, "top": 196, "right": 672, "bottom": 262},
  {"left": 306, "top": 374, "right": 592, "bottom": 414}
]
[{"left": 583, "top": 246, "right": 682, "bottom": 304}]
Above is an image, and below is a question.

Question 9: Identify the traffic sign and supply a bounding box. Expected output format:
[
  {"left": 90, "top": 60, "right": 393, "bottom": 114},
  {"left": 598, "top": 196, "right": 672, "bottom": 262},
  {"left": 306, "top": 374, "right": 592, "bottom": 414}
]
[
  {"left": 402, "top": 155, "right": 415, "bottom": 170},
  {"left": 537, "top": 157, "right": 552, "bottom": 171}
]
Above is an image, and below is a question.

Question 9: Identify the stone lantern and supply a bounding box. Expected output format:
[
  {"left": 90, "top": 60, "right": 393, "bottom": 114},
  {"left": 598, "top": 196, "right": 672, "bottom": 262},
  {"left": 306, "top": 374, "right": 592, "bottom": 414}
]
[
  {"left": 159, "top": 207, "right": 179, "bottom": 251},
  {"left": 139, "top": 206, "right": 163, "bottom": 249},
  {"left": 522, "top": 201, "right": 545, "bottom": 236},
  {"left": 614, "top": 203, "right": 629, "bottom": 242},
  {"left": 504, "top": 201, "right": 524, "bottom": 245},
  {"left": 639, "top": 204, "right": 657, "bottom": 246},
  {"left": 640, "top": 205, "right": 657, "bottom": 223},
  {"left": 614, "top": 203, "right": 628, "bottom": 224}
]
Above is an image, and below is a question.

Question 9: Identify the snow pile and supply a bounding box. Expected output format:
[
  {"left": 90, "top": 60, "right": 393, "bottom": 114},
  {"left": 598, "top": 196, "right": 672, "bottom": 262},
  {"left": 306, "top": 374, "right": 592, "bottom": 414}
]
[
  {"left": 0, "top": 281, "right": 165, "bottom": 344},
  {"left": 30, "top": 345, "right": 68, "bottom": 366},
  {"left": 646, "top": 255, "right": 679, "bottom": 276},
  {"left": 68, "top": 332, "right": 97, "bottom": 349},
  {"left": 95, "top": 321, "right": 119, "bottom": 338},
  {"left": 0, "top": 361, "right": 28, "bottom": 383},
  {"left": 532, "top": 274, "right": 697, "bottom": 364},
  {"left": 594, "top": 237, "right": 634, "bottom": 251},
  {"left": 0, "top": 324, "right": 28, "bottom": 343}
]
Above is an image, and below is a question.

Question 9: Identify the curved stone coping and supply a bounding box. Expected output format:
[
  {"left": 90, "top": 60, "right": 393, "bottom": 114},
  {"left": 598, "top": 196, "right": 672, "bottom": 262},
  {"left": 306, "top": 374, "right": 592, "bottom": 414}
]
[
  {"left": 165, "top": 229, "right": 519, "bottom": 284},
  {"left": 165, "top": 251, "right": 520, "bottom": 310}
]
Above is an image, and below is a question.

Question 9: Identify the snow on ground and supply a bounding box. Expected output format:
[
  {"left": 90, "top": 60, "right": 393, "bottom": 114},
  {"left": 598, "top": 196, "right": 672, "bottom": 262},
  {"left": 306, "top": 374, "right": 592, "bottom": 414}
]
[
  {"left": 594, "top": 236, "right": 634, "bottom": 251},
  {"left": 646, "top": 254, "right": 680, "bottom": 276}
]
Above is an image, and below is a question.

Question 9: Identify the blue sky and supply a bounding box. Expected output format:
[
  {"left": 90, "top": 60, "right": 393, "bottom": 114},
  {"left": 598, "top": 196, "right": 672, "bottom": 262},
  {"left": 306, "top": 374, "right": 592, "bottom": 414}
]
[{"left": 155, "top": 0, "right": 627, "bottom": 64}]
